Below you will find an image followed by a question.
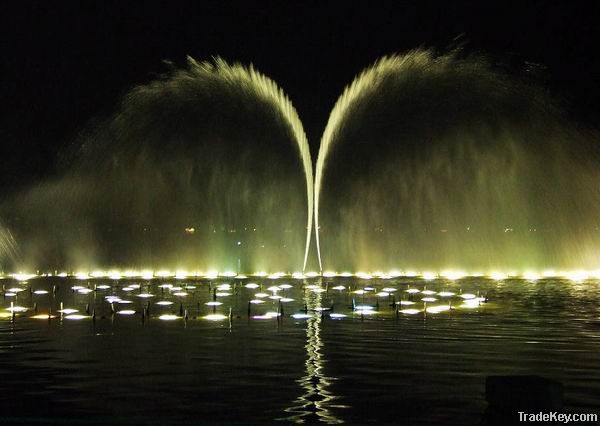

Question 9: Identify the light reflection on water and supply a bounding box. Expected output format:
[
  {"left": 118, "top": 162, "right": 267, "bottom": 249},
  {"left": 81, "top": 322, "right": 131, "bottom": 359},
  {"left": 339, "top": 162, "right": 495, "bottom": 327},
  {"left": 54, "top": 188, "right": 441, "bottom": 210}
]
[
  {"left": 281, "top": 282, "right": 346, "bottom": 423},
  {"left": 0, "top": 276, "right": 599, "bottom": 424}
]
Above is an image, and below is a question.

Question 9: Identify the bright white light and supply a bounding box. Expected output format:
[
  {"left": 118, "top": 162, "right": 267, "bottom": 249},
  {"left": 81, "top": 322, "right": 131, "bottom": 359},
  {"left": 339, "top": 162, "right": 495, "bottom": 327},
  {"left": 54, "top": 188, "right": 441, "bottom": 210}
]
[
  {"left": 65, "top": 314, "right": 88, "bottom": 320},
  {"left": 33, "top": 290, "right": 48, "bottom": 295},
  {"left": 159, "top": 314, "right": 179, "bottom": 321},
  {"left": 250, "top": 299, "right": 265, "bottom": 304},
  {"left": 206, "top": 301, "right": 222, "bottom": 306},
  {"left": 422, "top": 272, "right": 437, "bottom": 281},
  {"left": 280, "top": 298, "right": 294, "bottom": 303},
  {"left": 441, "top": 270, "right": 466, "bottom": 280},
  {"left": 117, "top": 310, "right": 136, "bottom": 315},
  {"left": 245, "top": 283, "right": 259, "bottom": 289},
  {"left": 58, "top": 308, "right": 78, "bottom": 314},
  {"left": 426, "top": 305, "right": 451, "bottom": 314},
  {"left": 254, "top": 293, "right": 269, "bottom": 298},
  {"left": 421, "top": 297, "right": 437, "bottom": 302},
  {"left": 406, "top": 288, "right": 420, "bottom": 294},
  {"left": 204, "top": 314, "right": 227, "bottom": 321},
  {"left": 137, "top": 293, "right": 154, "bottom": 298},
  {"left": 438, "top": 291, "right": 455, "bottom": 297},
  {"left": 460, "top": 293, "right": 476, "bottom": 300},
  {"left": 6, "top": 306, "right": 28, "bottom": 313},
  {"left": 156, "top": 301, "right": 173, "bottom": 306},
  {"left": 376, "top": 292, "right": 390, "bottom": 297},
  {"left": 291, "top": 313, "right": 311, "bottom": 319},
  {"left": 173, "top": 292, "right": 188, "bottom": 297},
  {"left": 332, "top": 285, "right": 345, "bottom": 291},
  {"left": 329, "top": 313, "right": 347, "bottom": 319},
  {"left": 400, "top": 309, "right": 421, "bottom": 315}
]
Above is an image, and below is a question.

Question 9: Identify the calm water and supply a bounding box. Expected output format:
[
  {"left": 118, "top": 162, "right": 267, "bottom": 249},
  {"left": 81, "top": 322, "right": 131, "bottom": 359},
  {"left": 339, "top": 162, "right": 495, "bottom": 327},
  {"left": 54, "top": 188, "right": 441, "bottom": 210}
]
[{"left": 1, "top": 276, "right": 599, "bottom": 424}]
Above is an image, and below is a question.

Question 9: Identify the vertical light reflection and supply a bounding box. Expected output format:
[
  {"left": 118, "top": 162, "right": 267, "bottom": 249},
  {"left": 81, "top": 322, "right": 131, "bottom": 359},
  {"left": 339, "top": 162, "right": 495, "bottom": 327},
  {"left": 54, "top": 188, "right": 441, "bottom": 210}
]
[{"left": 280, "top": 281, "right": 345, "bottom": 423}]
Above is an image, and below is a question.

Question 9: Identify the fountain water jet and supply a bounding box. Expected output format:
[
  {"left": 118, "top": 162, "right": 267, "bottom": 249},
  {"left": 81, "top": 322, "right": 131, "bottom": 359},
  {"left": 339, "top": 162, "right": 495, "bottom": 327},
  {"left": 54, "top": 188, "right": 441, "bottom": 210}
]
[
  {"left": 315, "top": 48, "right": 600, "bottom": 272},
  {"left": 2, "top": 58, "right": 313, "bottom": 273}
]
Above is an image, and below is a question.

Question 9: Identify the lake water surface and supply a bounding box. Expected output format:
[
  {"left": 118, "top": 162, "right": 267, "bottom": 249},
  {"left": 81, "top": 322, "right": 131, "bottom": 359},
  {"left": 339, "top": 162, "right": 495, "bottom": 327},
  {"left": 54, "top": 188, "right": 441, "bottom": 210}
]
[{"left": 1, "top": 276, "right": 599, "bottom": 424}]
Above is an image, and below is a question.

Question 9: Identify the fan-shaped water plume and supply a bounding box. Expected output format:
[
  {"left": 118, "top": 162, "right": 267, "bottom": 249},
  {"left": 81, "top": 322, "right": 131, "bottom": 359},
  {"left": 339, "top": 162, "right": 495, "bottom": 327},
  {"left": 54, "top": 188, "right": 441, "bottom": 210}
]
[
  {"left": 2, "top": 57, "right": 313, "bottom": 273},
  {"left": 315, "top": 48, "right": 600, "bottom": 273}
]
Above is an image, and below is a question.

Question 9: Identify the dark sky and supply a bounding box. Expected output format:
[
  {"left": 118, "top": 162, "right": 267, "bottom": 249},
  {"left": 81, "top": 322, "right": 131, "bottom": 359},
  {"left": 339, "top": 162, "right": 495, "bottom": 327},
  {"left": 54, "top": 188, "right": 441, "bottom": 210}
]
[{"left": 2, "top": 1, "right": 599, "bottom": 193}]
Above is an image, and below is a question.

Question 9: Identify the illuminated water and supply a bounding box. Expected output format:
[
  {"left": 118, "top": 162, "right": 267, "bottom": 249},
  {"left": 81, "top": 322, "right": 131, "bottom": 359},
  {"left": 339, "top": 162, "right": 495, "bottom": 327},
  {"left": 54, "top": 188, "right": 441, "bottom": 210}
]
[{"left": 1, "top": 276, "right": 599, "bottom": 424}]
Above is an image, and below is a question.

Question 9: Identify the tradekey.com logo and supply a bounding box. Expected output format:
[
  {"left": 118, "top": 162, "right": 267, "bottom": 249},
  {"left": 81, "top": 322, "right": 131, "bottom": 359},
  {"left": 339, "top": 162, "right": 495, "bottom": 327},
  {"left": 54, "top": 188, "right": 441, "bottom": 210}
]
[{"left": 518, "top": 412, "right": 598, "bottom": 423}]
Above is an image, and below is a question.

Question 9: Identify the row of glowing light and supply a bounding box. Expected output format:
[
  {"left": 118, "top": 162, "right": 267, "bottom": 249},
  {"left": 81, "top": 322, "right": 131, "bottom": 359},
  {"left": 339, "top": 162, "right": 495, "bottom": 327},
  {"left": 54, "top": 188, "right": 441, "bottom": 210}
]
[
  {"left": 2, "top": 281, "right": 483, "bottom": 321},
  {"left": 3, "top": 269, "right": 600, "bottom": 282}
]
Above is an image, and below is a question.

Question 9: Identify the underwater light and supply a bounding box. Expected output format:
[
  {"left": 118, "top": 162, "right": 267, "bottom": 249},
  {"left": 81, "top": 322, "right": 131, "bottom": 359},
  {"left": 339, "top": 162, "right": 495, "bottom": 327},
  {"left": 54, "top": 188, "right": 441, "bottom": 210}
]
[
  {"left": 438, "top": 291, "right": 455, "bottom": 297},
  {"left": 329, "top": 313, "right": 347, "bottom": 319},
  {"left": 9, "top": 273, "right": 34, "bottom": 282},
  {"left": 245, "top": 283, "right": 259, "bottom": 289},
  {"left": 376, "top": 292, "right": 390, "bottom": 297},
  {"left": 354, "top": 305, "right": 374, "bottom": 310},
  {"left": 117, "top": 310, "right": 136, "bottom": 315},
  {"left": 421, "top": 297, "right": 438, "bottom": 302},
  {"left": 460, "top": 293, "right": 476, "bottom": 300},
  {"left": 421, "top": 290, "right": 436, "bottom": 295},
  {"left": 441, "top": 270, "right": 467, "bottom": 280},
  {"left": 400, "top": 309, "right": 421, "bottom": 315},
  {"left": 280, "top": 298, "right": 294, "bottom": 303},
  {"left": 291, "top": 313, "right": 311, "bottom": 319},
  {"left": 204, "top": 314, "right": 228, "bottom": 321},
  {"left": 96, "top": 285, "right": 110, "bottom": 290},
  {"left": 159, "top": 314, "right": 179, "bottom": 321},
  {"left": 173, "top": 292, "right": 188, "bottom": 297},
  {"left": 332, "top": 285, "right": 345, "bottom": 291},
  {"left": 33, "top": 290, "right": 48, "bottom": 295},
  {"left": 305, "top": 271, "right": 319, "bottom": 278},
  {"left": 31, "top": 314, "right": 57, "bottom": 319},
  {"left": 253, "top": 311, "right": 280, "bottom": 319},
  {"left": 64, "top": 314, "right": 88, "bottom": 320},
  {"left": 406, "top": 288, "right": 420, "bottom": 294},
  {"left": 322, "top": 271, "right": 337, "bottom": 278},
  {"left": 254, "top": 293, "right": 269, "bottom": 298},
  {"left": 523, "top": 271, "right": 541, "bottom": 281},
  {"left": 155, "top": 301, "right": 173, "bottom": 306},
  {"left": 7, "top": 305, "right": 28, "bottom": 313},
  {"left": 489, "top": 271, "right": 508, "bottom": 281},
  {"left": 136, "top": 293, "right": 154, "bottom": 298},
  {"left": 426, "top": 305, "right": 451, "bottom": 314},
  {"left": 206, "top": 301, "right": 222, "bottom": 306},
  {"left": 291, "top": 272, "right": 305, "bottom": 279},
  {"left": 398, "top": 300, "right": 415, "bottom": 305},
  {"left": 4, "top": 292, "right": 16, "bottom": 297},
  {"left": 77, "top": 289, "right": 93, "bottom": 294},
  {"left": 311, "top": 288, "right": 326, "bottom": 293},
  {"left": 250, "top": 299, "right": 265, "bottom": 304},
  {"left": 58, "top": 308, "right": 78, "bottom": 314},
  {"left": 422, "top": 272, "right": 437, "bottom": 280}
]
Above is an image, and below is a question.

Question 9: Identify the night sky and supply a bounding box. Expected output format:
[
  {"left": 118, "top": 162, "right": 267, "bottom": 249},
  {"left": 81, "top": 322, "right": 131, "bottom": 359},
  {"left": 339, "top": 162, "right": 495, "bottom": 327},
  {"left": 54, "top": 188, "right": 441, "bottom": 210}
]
[{"left": 2, "top": 1, "right": 599, "bottom": 194}]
